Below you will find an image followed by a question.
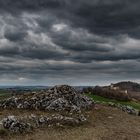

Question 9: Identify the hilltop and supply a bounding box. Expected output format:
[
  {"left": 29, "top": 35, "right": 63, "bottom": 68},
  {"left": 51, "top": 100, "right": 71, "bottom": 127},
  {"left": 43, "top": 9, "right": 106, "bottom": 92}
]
[
  {"left": 113, "top": 81, "right": 140, "bottom": 91},
  {"left": 112, "top": 81, "right": 140, "bottom": 101},
  {"left": 0, "top": 84, "right": 140, "bottom": 140}
]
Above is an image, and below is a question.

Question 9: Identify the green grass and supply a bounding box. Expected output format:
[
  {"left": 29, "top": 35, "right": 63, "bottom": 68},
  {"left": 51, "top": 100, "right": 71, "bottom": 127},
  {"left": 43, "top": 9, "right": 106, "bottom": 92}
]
[
  {"left": 0, "top": 89, "right": 11, "bottom": 99},
  {"left": 86, "top": 94, "right": 140, "bottom": 110}
]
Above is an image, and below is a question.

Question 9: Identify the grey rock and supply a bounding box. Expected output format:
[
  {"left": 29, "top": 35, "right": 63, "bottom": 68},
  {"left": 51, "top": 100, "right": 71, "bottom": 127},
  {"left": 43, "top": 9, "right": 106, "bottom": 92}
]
[
  {"left": 107, "top": 102, "right": 140, "bottom": 116},
  {"left": 2, "top": 116, "right": 31, "bottom": 133}
]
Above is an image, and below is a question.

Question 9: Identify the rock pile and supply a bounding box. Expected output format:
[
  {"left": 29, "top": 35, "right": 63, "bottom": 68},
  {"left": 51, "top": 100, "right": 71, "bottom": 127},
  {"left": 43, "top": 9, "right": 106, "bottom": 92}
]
[
  {"left": 108, "top": 102, "right": 140, "bottom": 116},
  {"left": 31, "top": 114, "right": 87, "bottom": 127},
  {"left": 2, "top": 116, "right": 32, "bottom": 133},
  {"left": 0, "top": 85, "right": 94, "bottom": 133},
  {"left": 93, "top": 100, "right": 140, "bottom": 116},
  {"left": 1, "top": 114, "right": 87, "bottom": 133},
  {"left": 0, "top": 85, "right": 94, "bottom": 113}
]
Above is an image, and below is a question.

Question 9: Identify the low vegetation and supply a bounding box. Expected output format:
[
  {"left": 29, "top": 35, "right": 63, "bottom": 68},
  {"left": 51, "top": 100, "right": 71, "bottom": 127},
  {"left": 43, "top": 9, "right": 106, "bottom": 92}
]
[
  {"left": 0, "top": 128, "right": 8, "bottom": 136},
  {"left": 0, "top": 89, "right": 11, "bottom": 100}
]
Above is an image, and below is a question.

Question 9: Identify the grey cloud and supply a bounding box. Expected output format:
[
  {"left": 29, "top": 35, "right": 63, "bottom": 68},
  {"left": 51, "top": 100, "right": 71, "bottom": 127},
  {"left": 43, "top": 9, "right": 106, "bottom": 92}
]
[
  {"left": 4, "top": 30, "right": 27, "bottom": 42},
  {"left": 0, "top": 0, "right": 140, "bottom": 85}
]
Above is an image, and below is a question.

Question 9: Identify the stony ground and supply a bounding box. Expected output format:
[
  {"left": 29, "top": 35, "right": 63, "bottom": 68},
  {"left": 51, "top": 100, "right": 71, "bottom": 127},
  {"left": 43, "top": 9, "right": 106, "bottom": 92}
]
[{"left": 0, "top": 104, "right": 140, "bottom": 140}]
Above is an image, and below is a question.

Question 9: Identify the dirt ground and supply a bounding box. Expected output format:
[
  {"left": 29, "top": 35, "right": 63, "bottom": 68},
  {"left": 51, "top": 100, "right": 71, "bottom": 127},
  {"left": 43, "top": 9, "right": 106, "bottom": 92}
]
[{"left": 0, "top": 104, "right": 140, "bottom": 140}]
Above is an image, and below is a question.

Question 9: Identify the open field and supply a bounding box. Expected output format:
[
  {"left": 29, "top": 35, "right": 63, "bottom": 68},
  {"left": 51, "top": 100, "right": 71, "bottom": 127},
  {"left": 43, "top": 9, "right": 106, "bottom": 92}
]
[
  {"left": 86, "top": 94, "right": 140, "bottom": 110},
  {"left": 0, "top": 105, "right": 140, "bottom": 140},
  {"left": 0, "top": 90, "right": 11, "bottom": 100}
]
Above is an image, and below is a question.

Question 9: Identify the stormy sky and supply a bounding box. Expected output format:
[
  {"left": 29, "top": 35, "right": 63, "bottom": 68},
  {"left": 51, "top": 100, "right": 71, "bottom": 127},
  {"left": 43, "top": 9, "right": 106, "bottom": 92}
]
[{"left": 0, "top": 0, "right": 140, "bottom": 86}]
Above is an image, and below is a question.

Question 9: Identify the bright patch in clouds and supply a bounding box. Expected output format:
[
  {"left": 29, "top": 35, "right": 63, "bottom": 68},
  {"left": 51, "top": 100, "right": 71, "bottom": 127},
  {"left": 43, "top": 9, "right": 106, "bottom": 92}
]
[{"left": 52, "top": 23, "right": 68, "bottom": 32}]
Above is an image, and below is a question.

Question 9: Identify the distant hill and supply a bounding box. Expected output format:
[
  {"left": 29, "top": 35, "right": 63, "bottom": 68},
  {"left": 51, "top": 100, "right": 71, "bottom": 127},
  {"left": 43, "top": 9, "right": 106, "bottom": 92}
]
[
  {"left": 82, "top": 81, "right": 140, "bottom": 101},
  {"left": 113, "top": 81, "right": 140, "bottom": 92}
]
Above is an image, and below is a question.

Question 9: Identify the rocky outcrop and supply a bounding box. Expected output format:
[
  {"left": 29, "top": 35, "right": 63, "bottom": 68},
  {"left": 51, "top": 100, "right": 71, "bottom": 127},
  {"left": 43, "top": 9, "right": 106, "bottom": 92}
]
[
  {"left": 32, "top": 114, "right": 87, "bottom": 127},
  {"left": 0, "top": 85, "right": 94, "bottom": 113},
  {"left": 1, "top": 114, "right": 87, "bottom": 133},
  {"left": 2, "top": 116, "right": 32, "bottom": 133}
]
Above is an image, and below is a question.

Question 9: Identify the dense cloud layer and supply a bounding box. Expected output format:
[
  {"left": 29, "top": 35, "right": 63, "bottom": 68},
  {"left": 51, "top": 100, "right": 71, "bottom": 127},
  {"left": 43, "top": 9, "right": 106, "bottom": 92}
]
[{"left": 0, "top": 0, "right": 140, "bottom": 85}]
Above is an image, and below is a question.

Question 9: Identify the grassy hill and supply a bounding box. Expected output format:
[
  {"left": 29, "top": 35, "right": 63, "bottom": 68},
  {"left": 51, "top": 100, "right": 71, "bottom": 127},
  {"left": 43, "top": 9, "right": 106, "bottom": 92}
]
[{"left": 86, "top": 94, "right": 140, "bottom": 110}]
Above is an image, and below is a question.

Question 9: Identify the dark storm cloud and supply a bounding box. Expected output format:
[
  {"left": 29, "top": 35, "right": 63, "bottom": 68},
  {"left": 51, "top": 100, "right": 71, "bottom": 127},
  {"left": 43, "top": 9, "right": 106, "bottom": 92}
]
[
  {"left": 4, "top": 30, "right": 27, "bottom": 42},
  {"left": 75, "top": 0, "right": 140, "bottom": 37},
  {"left": 0, "top": 0, "right": 140, "bottom": 36},
  {"left": 0, "top": 0, "right": 63, "bottom": 12},
  {"left": 0, "top": 0, "right": 140, "bottom": 85}
]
